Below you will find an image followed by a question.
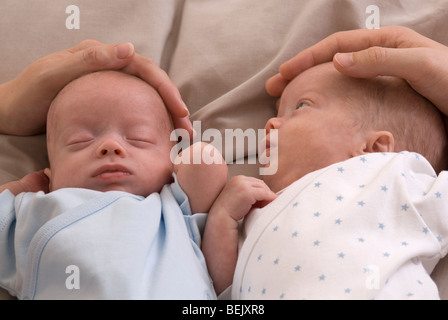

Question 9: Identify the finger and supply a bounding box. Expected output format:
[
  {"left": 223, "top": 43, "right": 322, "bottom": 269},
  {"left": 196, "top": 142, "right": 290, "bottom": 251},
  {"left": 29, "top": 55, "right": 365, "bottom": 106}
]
[
  {"left": 247, "top": 178, "right": 277, "bottom": 197},
  {"left": 69, "top": 40, "right": 136, "bottom": 63},
  {"left": 81, "top": 43, "right": 135, "bottom": 67},
  {"left": 275, "top": 98, "right": 281, "bottom": 111},
  {"left": 67, "top": 39, "right": 103, "bottom": 52},
  {"left": 333, "top": 47, "right": 431, "bottom": 84},
  {"left": 279, "top": 26, "right": 428, "bottom": 81},
  {"left": 157, "top": 79, "right": 189, "bottom": 118},
  {"left": 172, "top": 116, "right": 194, "bottom": 140},
  {"left": 122, "top": 54, "right": 189, "bottom": 119},
  {"left": 265, "top": 73, "right": 289, "bottom": 97},
  {"left": 43, "top": 43, "right": 135, "bottom": 88},
  {"left": 251, "top": 185, "right": 278, "bottom": 208},
  {"left": 74, "top": 43, "right": 135, "bottom": 70}
]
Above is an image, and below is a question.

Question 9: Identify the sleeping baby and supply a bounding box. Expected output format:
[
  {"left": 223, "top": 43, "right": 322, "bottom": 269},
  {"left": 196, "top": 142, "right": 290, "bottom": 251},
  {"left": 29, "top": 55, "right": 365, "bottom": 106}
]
[
  {"left": 0, "top": 71, "right": 227, "bottom": 299},
  {"left": 203, "top": 62, "right": 448, "bottom": 299}
]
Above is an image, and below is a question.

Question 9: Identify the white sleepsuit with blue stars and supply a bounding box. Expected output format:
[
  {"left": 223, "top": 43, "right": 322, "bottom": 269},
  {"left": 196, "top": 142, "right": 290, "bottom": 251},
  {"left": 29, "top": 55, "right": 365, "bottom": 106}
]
[{"left": 232, "top": 152, "right": 448, "bottom": 300}]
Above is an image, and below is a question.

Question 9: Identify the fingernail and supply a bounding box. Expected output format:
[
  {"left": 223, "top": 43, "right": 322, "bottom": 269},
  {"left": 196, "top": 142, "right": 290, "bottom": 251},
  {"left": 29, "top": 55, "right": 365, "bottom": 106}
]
[
  {"left": 183, "top": 101, "right": 190, "bottom": 115},
  {"left": 114, "top": 43, "right": 135, "bottom": 59},
  {"left": 177, "top": 95, "right": 190, "bottom": 115},
  {"left": 335, "top": 53, "right": 354, "bottom": 68}
]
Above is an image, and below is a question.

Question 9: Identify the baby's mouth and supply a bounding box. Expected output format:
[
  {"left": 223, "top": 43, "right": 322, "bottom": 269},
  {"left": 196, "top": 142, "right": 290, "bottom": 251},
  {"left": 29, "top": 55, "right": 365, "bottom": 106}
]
[{"left": 92, "top": 164, "right": 131, "bottom": 179}]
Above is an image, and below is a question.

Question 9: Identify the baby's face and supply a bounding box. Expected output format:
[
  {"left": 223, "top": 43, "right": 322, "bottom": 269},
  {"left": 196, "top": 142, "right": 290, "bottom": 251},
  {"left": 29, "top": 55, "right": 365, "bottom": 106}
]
[
  {"left": 262, "top": 63, "right": 366, "bottom": 192},
  {"left": 46, "top": 72, "right": 174, "bottom": 197}
]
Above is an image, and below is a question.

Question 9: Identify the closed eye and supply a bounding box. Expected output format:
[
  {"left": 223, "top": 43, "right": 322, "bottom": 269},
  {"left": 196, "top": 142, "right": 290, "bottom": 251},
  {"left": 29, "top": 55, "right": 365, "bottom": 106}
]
[
  {"left": 67, "top": 135, "right": 94, "bottom": 146},
  {"left": 126, "top": 137, "right": 154, "bottom": 147},
  {"left": 66, "top": 138, "right": 94, "bottom": 150}
]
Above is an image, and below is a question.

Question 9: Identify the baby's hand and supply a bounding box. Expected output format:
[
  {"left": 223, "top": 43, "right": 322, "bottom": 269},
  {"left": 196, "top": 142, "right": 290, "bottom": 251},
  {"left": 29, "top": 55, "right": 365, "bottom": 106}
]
[
  {"left": 203, "top": 176, "right": 277, "bottom": 294},
  {"left": 211, "top": 175, "right": 277, "bottom": 223}
]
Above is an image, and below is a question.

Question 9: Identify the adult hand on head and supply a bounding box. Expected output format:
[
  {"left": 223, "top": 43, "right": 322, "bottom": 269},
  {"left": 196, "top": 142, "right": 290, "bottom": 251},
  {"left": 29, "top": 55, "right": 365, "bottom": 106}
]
[
  {"left": 0, "top": 39, "right": 192, "bottom": 137},
  {"left": 120, "top": 53, "right": 192, "bottom": 138},
  {"left": 266, "top": 26, "right": 448, "bottom": 116},
  {"left": 0, "top": 40, "right": 135, "bottom": 135}
]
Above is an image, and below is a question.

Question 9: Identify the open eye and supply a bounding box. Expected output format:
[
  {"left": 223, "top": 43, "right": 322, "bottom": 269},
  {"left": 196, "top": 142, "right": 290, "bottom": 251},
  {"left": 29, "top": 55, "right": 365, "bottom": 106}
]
[{"left": 296, "top": 102, "right": 310, "bottom": 110}]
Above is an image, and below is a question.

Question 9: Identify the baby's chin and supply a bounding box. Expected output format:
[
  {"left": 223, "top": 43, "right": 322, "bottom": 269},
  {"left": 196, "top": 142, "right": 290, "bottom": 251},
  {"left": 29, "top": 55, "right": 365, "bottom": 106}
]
[
  {"left": 50, "top": 183, "right": 151, "bottom": 197},
  {"left": 261, "top": 175, "right": 280, "bottom": 193},
  {"left": 93, "top": 183, "right": 167, "bottom": 197},
  {"left": 96, "top": 185, "right": 134, "bottom": 194},
  {"left": 50, "top": 173, "right": 173, "bottom": 197},
  {"left": 262, "top": 172, "right": 301, "bottom": 194}
]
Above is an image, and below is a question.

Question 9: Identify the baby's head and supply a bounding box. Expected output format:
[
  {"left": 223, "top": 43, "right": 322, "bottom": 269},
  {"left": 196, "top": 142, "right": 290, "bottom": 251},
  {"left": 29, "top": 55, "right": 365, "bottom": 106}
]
[
  {"left": 263, "top": 62, "right": 447, "bottom": 192},
  {"left": 46, "top": 71, "right": 175, "bottom": 197}
]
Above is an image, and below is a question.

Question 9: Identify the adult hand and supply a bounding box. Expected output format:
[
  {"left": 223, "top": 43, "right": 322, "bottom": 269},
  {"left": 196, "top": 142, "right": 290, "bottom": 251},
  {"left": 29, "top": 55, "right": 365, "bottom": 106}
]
[
  {"left": 20, "top": 170, "right": 50, "bottom": 194},
  {"left": 266, "top": 26, "right": 448, "bottom": 116},
  {"left": 0, "top": 39, "right": 192, "bottom": 136},
  {"left": 0, "top": 170, "right": 49, "bottom": 195},
  {"left": 0, "top": 40, "right": 134, "bottom": 135},
  {"left": 120, "top": 53, "right": 192, "bottom": 137}
]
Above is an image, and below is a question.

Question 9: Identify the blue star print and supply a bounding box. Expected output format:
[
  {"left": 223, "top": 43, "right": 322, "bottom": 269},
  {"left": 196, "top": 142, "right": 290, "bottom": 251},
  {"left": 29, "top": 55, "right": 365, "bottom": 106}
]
[{"left": 237, "top": 152, "right": 448, "bottom": 300}]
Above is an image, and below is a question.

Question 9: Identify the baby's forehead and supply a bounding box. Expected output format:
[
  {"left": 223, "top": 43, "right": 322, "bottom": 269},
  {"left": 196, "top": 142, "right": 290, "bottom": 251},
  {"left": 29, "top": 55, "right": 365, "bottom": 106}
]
[
  {"left": 65, "top": 71, "right": 154, "bottom": 94},
  {"left": 292, "top": 63, "right": 348, "bottom": 89},
  {"left": 54, "top": 71, "right": 164, "bottom": 112},
  {"left": 287, "top": 63, "right": 370, "bottom": 101},
  {"left": 48, "top": 71, "right": 171, "bottom": 131},
  {"left": 281, "top": 64, "right": 343, "bottom": 101}
]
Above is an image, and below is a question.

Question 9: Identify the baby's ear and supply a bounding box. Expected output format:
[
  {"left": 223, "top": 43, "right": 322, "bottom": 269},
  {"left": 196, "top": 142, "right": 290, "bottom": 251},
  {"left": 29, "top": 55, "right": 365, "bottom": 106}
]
[{"left": 363, "top": 131, "right": 395, "bottom": 153}]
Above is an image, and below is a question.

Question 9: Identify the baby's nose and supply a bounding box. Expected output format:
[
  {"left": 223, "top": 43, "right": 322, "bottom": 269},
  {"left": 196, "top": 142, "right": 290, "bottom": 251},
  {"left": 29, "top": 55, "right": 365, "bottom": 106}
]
[
  {"left": 100, "top": 147, "right": 122, "bottom": 156},
  {"left": 97, "top": 139, "right": 125, "bottom": 157},
  {"left": 264, "top": 117, "right": 283, "bottom": 133}
]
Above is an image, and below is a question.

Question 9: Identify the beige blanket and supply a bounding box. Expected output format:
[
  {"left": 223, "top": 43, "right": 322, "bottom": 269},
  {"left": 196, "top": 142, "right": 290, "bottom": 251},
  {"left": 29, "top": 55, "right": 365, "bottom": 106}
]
[{"left": 1, "top": 0, "right": 448, "bottom": 300}]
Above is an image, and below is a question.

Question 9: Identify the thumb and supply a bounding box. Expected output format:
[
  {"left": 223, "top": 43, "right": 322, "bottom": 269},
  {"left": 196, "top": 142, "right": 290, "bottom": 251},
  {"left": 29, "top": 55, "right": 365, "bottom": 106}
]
[{"left": 73, "top": 42, "right": 135, "bottom": 72}]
